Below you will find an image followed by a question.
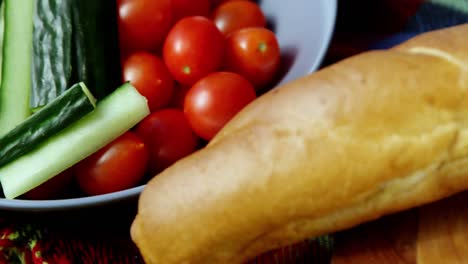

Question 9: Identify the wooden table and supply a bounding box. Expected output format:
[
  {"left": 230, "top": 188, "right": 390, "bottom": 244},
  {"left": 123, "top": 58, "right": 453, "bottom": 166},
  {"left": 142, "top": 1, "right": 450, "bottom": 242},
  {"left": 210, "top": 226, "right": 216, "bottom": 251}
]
[{"left": 332, "top": 191, "right": 468, "bottom": 264}]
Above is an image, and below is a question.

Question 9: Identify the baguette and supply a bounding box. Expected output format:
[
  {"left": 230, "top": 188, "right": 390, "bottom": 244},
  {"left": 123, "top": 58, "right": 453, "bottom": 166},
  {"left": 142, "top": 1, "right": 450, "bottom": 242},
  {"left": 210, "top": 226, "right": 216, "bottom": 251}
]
[{"left": 131, "top": 23, "right": 468, "bottom": 263}]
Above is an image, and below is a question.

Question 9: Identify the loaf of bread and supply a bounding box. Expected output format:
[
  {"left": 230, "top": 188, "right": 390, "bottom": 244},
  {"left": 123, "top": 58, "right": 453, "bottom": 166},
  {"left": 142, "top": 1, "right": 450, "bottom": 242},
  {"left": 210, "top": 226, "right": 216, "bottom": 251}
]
[{"left": 131, "top": 23, "right": 468, "bottom": 263}]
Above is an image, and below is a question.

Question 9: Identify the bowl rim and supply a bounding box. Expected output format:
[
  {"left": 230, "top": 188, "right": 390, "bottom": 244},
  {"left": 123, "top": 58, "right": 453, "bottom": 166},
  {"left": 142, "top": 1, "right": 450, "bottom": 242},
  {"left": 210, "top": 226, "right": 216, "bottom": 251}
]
[
  {"left": 0, "top": 0, "right": 338, "bottom": 212},
  {"left": 304, "top": 0, "right": 337, "bottom": 77},
  {"left": 0, "top": 185, "right": 145, "bottom": 211}
]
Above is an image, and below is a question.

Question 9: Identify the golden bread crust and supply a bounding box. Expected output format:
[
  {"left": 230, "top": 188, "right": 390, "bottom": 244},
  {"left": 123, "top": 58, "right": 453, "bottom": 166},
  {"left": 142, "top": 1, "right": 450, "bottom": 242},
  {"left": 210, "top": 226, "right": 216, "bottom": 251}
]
[{"left": 131, "top": 23, "right": 468, "bottom": 263}]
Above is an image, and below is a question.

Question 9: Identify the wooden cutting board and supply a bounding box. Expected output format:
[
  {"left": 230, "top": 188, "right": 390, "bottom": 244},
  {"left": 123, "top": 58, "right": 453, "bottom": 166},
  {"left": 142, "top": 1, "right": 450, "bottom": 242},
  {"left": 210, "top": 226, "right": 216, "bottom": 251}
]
[{"left": 332, "top": 191, "right": 468, "bottom": 264}]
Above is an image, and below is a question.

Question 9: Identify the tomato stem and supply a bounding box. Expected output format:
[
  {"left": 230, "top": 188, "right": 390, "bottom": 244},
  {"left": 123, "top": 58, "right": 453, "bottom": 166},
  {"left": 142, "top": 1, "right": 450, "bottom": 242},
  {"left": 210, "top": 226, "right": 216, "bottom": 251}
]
[
  {"left": 183, "top": 66, "right": 191, "bottom": 75},
  {"left": 257, "top": 42, "right": 267, "bottom": 53}
]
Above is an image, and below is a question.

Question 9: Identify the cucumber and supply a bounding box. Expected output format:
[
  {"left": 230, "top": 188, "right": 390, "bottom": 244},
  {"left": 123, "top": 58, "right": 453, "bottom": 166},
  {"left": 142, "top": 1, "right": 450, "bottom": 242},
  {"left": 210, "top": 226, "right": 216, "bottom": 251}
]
[
  {"left": 0, "top": 82, "right": 96, "bottom": 168},
  {"left": 0, "top": 83, "right": 149, "bottom": 199},
  {"left": 71, "top": 0, "right": 122, "bottom": 100},
  {"left": 0, "top": 0, "right": 34, "bottom": 135},
  {"left": 0, "top": 0, "right": 121, "bottom": 127},
  {"left": 0, "top": 1, "right": 5, "bottom": 83},
  {"left": 31, "top": 0, "right": 74, "bottom": 108},
  {"left": 30, "top": 0, "right": 121, "bottom": 108}
]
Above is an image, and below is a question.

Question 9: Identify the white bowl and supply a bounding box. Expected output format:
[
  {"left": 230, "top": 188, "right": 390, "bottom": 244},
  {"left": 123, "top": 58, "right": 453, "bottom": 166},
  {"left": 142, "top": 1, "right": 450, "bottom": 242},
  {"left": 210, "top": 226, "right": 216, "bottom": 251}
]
[{"left": 0, "top": 0, "right": 337, "bottom": 212}]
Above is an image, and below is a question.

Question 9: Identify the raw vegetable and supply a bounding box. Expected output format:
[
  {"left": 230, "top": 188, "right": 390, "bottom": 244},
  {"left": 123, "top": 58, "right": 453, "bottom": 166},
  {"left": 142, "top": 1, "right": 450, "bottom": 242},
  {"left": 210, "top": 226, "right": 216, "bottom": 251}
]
[
  {"left": 184, "top": 72, "right": 256, "bottom": 140},
  {"left": 0, "top": 83, "right": 150, "bottom": 199},
  {"left": 211, "top": 0, "right": 266, "bottom": 36},
  {"left": 163, "top": 16, "right": 225, "bottom": 85},
  {"left": 211, "top": 0, "right": 248, "bottom": 8},
  {"left": 224, "top": 27, "right": 281, "bottom": 90},
  {"left": 0, "top": 0, "right": 283, "bottom": 200},
  {"left": 71, "top": 0, "right": 122, "bottom": 100},
  {"left": 122, "top": 52, "right": 174, "bottom": 112},
  {"left": 168, "top": 83, "right": 190, "bottom": 109},
  {"left": 0, "top": 82, "right": 96, "bottom": 168},
  {"left": 23, "top": 168, "right": 75, "bottom": 200},
  {"left": 171, "top": 0, "right": 210, "bottom": 21},
  {"left": 31, "top": 0, "right": 122, "bottom": 108},
  {"left": 0, "top": 1, "right": 5, "bottom": 83},
  {"left": 31, "top": 0, "right": 73, "bottom": 108},
  {"left": 135, "top": 109, "right": 199, "bottom": 174},
  {"left": 117, "top": 0, "right": 173, "bottom": 53},
  {"left": 75, "top": 131, "right": 149, "bottom": 196},
  {"left": 0, "top": 0, "right": 34, "bottom": 135}
]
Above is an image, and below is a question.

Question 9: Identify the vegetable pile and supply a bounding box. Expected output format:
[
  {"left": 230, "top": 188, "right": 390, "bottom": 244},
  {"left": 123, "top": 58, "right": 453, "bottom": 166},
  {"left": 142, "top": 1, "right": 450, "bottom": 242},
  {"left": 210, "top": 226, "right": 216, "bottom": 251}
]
[{"left": 0, "top": 0, "right": 283, "bottom": 200}]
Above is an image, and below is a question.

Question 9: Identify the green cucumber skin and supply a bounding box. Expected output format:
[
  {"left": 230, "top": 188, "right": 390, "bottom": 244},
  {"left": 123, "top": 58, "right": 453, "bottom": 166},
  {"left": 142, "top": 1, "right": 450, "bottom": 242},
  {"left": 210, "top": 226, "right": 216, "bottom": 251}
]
[
  {"left": 31, "top": 0, "right": 73, "bottom": 108},
  {"left": 71, "top": 0, "right": 122, "bottom": 100},
  {"left": 0, "top": 82, "right": 96, "bottom": 168},
  {"left": 0, "top": 83, "right": 149, "bottom": 199},
  {"left": 30, "top": 0, "right": 121, "bottom": 108}
]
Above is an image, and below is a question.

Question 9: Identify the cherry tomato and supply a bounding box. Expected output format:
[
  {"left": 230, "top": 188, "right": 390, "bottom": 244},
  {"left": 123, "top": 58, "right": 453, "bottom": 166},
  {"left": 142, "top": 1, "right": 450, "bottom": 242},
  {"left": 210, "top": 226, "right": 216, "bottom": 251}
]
[
  {"left": 74, "top": 132, "right": 149, "bottom": 196},
  {"left": 184, "top": 72, "right": 256, "bottom": 140},
  {"left": 170, "top": 0, "right": 210, "bottom": 21},
  {"left": 117, "top": 0, "right": 173, "bottom": 53},
  {"left": 212, "top": 1, "right": 266, "bottom": 36},
  {"left": 22, "top": 168, "right": 75, "bottom": 200},
  {"left": 163, "top": 16, "right": 225, "bottom": 86},
  {"left": 224, "top": 27, "right": 281, "bottom": 90},
  {"left": 135, "top": 109, "right": 199, "bottom": 174},
  {"left": 122, "top": 52, "right": 174, "bottom": 112},
  {"left": 211, "top": 0, "right": 248, "bottom": 9},
  {"left": 168, "top": 83, "right": 190, "bottom": 109}
]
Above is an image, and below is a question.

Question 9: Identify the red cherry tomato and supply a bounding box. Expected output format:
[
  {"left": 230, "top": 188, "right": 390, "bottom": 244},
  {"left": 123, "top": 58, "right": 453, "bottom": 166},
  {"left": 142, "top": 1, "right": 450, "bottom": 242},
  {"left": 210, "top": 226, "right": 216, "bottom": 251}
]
[
  {"left": 212, "top": 1, "right": 266, "bottom": 36},
  {"left": 74, "top": 132, "right": 149, "bottom": 196},
  {"left": 135, "top": 109, "right": 199, "bottom": 174},
  {"left": 184, "top": 72, "right": 256, "bottom": 140},
  {"left": 117, "top": 0, "right": 173, "bottom": 53},
  {"left": 170, "top": 0, "right": 210, "bottom": 21},
  {"left": 163, "top": 16, "right": 225, "bottom": 86},
  {"left": 22, "top": 168, "right": 75, "bottom": 200},
  {"left": 168, "top": 83, "right": 190, "bottom": 109},
  {"left": 122, "top": 52, "right": 174, "bottom": 112},
  {"left": 211, "top": 0, "right": 248, "bottom": 9},
  {"left": 224, "top": 27, "right": 281, "bottom": 90}
]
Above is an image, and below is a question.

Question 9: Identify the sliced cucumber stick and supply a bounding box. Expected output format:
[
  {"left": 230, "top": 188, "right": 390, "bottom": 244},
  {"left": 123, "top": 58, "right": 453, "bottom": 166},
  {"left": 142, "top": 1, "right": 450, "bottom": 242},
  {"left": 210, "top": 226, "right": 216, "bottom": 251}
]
[
  {"left": 0, "top": 0, "right": 34, "bottom": 135},
  {"left": 30, "top": 0, "right": 121, "bottom": 107},
  {"left": 0, "top": 83, "right": 150, "bottom": 199},
  {"left": 0, "top": 82, "right": 96, "bottom": 168}
]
